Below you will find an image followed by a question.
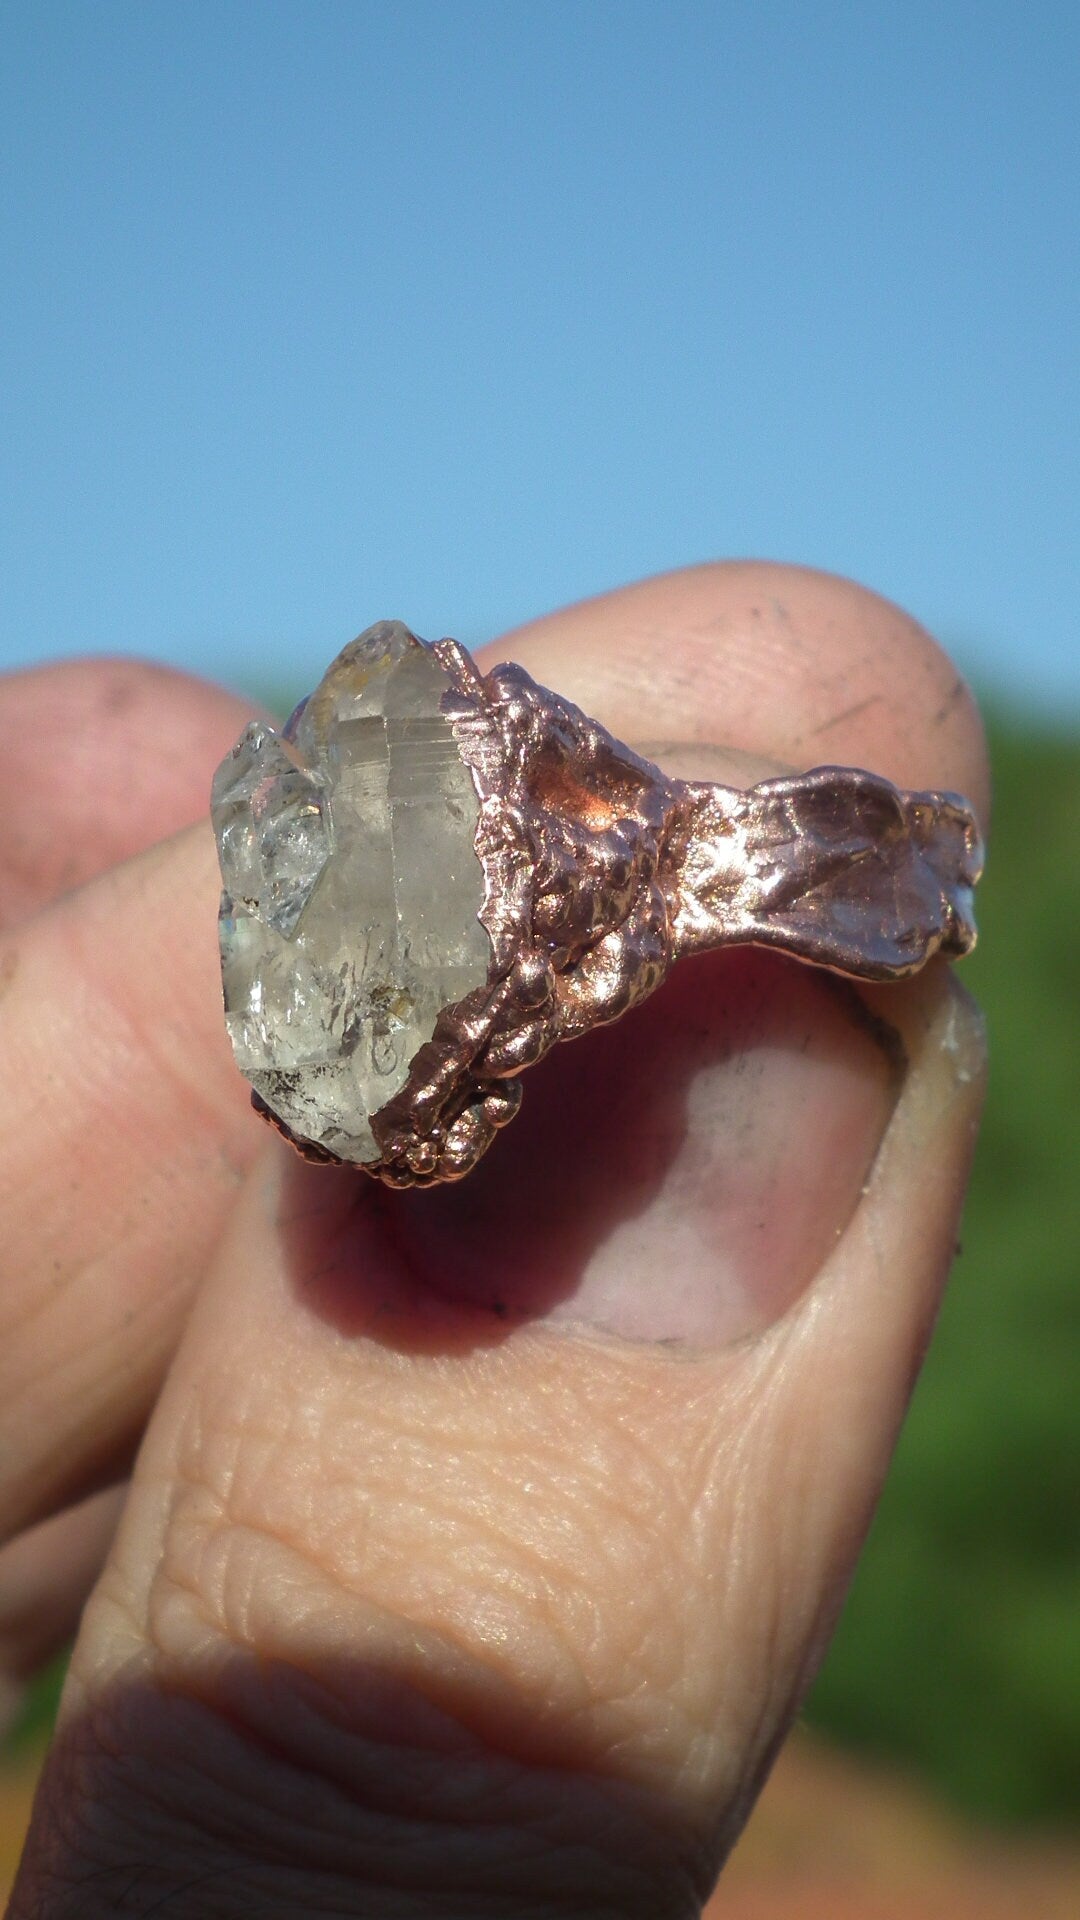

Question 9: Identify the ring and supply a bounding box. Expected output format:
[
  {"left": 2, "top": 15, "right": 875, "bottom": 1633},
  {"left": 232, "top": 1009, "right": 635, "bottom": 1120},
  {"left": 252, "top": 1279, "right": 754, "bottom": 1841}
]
[{"left": 211, "top": 621, "right": 983, "bottom": 1186}]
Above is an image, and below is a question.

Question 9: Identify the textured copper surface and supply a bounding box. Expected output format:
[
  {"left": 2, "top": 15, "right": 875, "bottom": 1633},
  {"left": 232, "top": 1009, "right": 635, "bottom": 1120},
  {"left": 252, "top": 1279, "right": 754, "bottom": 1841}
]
[{"left": 260, "top": 640, "right": 983, "bottom": 1186}]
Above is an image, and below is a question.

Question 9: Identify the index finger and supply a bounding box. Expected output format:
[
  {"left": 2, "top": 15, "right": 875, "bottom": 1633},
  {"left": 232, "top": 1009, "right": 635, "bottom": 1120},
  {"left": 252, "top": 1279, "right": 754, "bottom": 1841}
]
[{"left": 0, "top": 657, "right": 266, "bottom": 926}]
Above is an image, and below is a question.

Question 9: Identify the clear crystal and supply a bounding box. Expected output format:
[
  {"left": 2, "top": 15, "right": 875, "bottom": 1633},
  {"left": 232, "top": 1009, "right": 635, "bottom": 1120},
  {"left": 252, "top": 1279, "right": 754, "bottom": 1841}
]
[{"left": 212, "top": 622, "right": 490, "bottom": 1163}]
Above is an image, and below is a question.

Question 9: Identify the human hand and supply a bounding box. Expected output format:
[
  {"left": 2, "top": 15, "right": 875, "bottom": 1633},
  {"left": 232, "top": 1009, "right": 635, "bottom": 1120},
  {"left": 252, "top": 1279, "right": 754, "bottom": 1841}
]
[{"left": 2, "top": 564, "right": 988, "bottom": 1918}]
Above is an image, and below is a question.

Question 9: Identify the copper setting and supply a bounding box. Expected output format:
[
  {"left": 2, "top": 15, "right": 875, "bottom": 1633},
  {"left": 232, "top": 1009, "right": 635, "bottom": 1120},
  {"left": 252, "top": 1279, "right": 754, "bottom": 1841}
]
[{"left": 252, "top": 638, "right": 983, "bottom": 1188}]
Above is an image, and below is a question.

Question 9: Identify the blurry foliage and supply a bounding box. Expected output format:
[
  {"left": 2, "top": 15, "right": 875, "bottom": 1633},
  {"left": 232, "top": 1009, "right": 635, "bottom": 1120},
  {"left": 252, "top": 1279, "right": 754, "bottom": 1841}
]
[
  {"left": 4, "top": 711, "right": 1077, "bottom": 1831},
  {"left": 3, "top": 1655, "right": 65, "bottom": 1760},
  {"left": 806, "top": 712, "right": 1080, "bottom": 1828}
]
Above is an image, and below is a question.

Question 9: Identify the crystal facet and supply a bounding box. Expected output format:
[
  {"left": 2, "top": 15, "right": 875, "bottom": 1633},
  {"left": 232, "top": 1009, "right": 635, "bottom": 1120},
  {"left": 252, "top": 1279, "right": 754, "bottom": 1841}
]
[{"left": 212, "top": 622, "right": 491, "bottom": 1164}]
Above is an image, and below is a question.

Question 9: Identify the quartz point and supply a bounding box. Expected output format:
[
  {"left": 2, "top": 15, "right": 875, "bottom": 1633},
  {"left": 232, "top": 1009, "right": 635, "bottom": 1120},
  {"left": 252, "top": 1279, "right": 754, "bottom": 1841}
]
[{"left": 211, "top": 621, "right": 491, "bottom": 1164}]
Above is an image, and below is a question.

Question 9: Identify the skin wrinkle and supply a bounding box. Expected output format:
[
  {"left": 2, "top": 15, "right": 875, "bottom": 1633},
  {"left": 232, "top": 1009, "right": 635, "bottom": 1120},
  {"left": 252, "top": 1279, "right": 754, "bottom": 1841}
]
[
  {"left": 69, "top": 1597, "right": 707, "bottom": 1912},
  {"left": 0, "top": 1320, "right": 156, "bottom": 1540},
  {"left": 255, "top": 1505, "right": 592, "bottom": 1723},
  {"left": 3, "top": 1173, "right": 196, "bottom": 1365},
  {"left": 61, "top": 842, "right": 245, "bottom": 1160},
  {"left": 140, "top": 1367, "right": 728, "bottom": 1794},
  {"left": 0, "top": 1300, "right": 128, "bottom": 1454},
  {"left": 933, "top": 676, "right": 968, "bottom": 727},
  {"left": 157, "top": 1472, "right": 507, "bottom": 1684},
  {"left": 0, "top": 944, "right": 245, "bottom": 1497},
  {"left": 807, "top": 693, "right": 884, "bottom": 736},
  {"left": 7, "top": 1320, "right": 187, "bottom": 1542},
  {"left": 18, "top": 935, "right": 153, "bottom": 1177},
  {"left": 681, "top": 1388, "right": 777, "bottom": 1742},
  {"left": 78, "top": 1699, "right": 373, "bottom": 1882},
  {"left": 130, "top": 1274, "right": 791, "bottom": 1812}
]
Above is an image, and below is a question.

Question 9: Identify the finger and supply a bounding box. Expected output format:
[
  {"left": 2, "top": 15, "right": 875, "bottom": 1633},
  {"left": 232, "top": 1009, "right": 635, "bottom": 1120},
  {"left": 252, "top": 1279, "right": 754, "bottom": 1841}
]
[
  {"left": 0, "top": 664, "right": 266, "bottom": 1535},
  {"left": 0, "top": 823, "right": 262, "bottom": 1541},
  {"left": 0, "top": 658, "right": 267, "bottom": 926},
  {"left": 0, "top": 1486, "right": 126, "bottom": 1741},
  {"left": 15, "top": 566, "right": 988, "bottom": 1917},
  {"left": 493, "top": 560, "right": 989, "bottom": 819}
]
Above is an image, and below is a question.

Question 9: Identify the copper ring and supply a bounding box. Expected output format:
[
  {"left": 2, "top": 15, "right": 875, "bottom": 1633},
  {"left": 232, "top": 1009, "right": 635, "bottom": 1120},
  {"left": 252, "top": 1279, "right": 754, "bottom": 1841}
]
[{"left": 216, "top": 629, "right": 983, "bottom": 1187}]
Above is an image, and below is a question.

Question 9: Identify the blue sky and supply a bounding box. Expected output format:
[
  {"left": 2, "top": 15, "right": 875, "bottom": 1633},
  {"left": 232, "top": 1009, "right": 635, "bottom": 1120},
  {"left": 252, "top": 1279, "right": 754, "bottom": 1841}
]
[{"left": 2, "top": 2, "right": 1077, "bottom": 713}]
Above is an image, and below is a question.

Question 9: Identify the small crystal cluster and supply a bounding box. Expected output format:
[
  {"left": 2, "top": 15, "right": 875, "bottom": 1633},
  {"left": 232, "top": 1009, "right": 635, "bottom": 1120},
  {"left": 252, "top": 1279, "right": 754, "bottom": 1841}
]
[{"left": 211, "top": 622, "right": 491, "bottom": 1164}]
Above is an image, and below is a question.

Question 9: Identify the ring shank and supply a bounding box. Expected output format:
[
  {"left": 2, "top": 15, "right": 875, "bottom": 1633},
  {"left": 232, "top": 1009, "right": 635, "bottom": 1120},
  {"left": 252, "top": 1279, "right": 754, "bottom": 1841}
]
[{"left": 669, "top": 766, "right": 983, "bottom": 980}]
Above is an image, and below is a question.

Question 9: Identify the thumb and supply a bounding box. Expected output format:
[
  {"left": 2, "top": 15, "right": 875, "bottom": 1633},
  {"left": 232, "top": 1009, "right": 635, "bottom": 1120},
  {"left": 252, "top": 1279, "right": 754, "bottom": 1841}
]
[{"left": 13, "top": 566, "right": 988, "bottom": 1918}]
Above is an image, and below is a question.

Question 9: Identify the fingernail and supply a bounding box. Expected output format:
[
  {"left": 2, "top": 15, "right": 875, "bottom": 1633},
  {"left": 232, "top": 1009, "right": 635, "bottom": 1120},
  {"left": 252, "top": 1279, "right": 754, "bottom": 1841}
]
[
  {"left": 387, "top": 944, "right": 901, "bottom": 1346},
  {"left": 367, "top": 741, "right": 900, "bottom": 1348}
]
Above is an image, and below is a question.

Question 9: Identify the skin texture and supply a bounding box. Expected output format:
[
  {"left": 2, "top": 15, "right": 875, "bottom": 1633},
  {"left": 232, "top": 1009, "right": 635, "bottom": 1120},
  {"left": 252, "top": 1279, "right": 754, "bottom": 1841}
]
[{"left": 0, "top": 565, "right": 989, "bottom": 1918}]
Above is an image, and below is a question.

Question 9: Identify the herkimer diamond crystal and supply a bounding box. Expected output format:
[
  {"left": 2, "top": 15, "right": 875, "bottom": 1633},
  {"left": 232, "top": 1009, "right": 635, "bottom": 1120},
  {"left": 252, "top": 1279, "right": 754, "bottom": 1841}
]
[{"left": 211, "top": 622, "right": 491, "bottom": 1164}]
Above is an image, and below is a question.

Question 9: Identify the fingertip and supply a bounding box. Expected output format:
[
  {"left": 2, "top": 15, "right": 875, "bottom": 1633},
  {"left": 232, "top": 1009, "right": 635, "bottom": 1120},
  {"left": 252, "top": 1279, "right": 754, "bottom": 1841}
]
[
  {"left": 0, "top": 657, "right": 270, "bottom": 922},
  {"left": 485, "top": 561, "right": 991, "bottom": 831}
]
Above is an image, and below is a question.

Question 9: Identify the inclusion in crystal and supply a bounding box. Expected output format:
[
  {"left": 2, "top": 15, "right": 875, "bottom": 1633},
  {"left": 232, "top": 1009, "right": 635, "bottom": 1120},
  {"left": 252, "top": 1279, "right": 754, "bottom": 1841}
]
[{"left": 211, "top": 621, "right": 491, "bottom": 1164}]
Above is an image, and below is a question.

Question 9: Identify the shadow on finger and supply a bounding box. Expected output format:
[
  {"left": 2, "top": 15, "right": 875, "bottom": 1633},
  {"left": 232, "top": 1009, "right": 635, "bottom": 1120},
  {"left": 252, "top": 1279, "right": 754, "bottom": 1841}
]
[
  {"left": 280, "top": 949, "right": 902, "bottom": 1353},
  {"left": 12, "top": 1644, "right": 727, "bottom": 1919}
]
